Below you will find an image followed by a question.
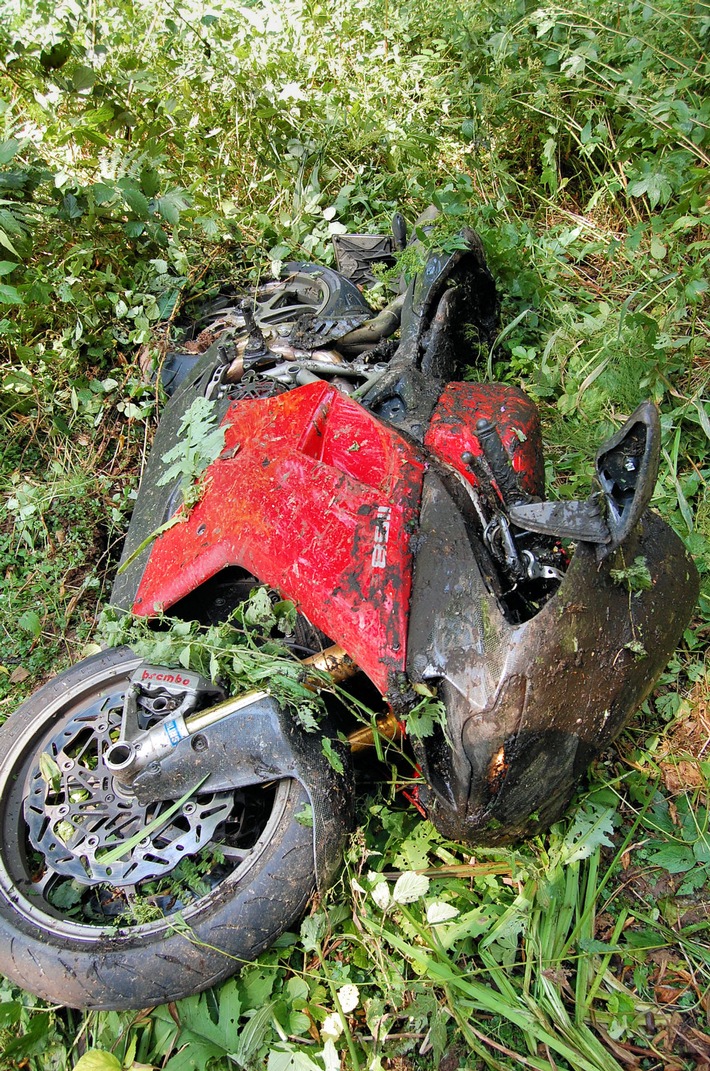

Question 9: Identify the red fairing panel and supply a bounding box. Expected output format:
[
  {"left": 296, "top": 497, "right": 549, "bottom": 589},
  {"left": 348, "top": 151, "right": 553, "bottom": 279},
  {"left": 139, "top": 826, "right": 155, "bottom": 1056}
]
[
  {"left": 133, "top": 382, "right": 426, "bottom": 694},
  {"left": 424, "top": 383, "right": 545, "bottom": 497}
]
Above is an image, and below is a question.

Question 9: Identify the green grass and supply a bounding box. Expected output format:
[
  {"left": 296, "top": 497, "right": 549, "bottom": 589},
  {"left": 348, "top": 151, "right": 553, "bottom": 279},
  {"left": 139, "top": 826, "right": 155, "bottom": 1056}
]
[{"left": 0, "top": 0, "right": 708, "bottom": 1067}]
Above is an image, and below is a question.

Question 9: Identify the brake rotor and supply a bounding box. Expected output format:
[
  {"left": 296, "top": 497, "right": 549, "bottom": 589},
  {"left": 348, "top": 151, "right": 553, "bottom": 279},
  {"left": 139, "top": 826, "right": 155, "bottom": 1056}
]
[
  {"left": 24, "top": 692, "right": 232, "bottom": 886},
  {"left": 252, "top": 271, "right": 333, "bottom": 329}
]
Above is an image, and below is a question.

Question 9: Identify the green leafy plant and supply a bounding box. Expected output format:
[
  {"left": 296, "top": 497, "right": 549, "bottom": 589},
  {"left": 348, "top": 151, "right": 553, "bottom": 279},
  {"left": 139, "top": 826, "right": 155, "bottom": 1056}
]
[{"left": 157, "top": 396, "right": 226, "bottom": 511}]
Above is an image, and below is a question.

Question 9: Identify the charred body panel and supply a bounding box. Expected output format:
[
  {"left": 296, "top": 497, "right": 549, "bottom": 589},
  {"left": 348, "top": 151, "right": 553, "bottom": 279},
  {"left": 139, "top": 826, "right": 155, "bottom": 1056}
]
[{"left": 407, "top": 469, "right": 699, "bottom": 843}]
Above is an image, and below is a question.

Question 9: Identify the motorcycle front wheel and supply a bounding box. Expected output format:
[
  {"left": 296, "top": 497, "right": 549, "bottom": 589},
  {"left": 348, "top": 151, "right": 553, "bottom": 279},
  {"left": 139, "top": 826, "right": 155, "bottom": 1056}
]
[{"left": 0, "top": 647, "right": 316, "bottom": 1010}]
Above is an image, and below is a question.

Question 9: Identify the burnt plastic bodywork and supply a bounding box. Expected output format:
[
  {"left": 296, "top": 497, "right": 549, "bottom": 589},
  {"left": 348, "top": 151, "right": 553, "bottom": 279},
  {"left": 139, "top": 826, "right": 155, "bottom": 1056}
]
[{"left": 407, "top": 469, "right": 698, "bottom": 843}]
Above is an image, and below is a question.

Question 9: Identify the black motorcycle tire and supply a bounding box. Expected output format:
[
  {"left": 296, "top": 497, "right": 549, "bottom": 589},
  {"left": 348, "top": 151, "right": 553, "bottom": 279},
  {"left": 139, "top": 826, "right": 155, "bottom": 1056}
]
[{"left": 0, "top": 647, "right": 316, "bottom": 1010}]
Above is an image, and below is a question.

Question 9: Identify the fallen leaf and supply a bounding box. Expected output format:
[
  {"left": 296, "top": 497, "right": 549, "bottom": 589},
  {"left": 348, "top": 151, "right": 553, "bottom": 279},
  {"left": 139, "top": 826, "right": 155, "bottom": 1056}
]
[
  {"left": 655, "top": 985, "right": 688, "bottom": 1004},
  {"left": 9, "top": 666, "right": 29, "bottom": 684}
]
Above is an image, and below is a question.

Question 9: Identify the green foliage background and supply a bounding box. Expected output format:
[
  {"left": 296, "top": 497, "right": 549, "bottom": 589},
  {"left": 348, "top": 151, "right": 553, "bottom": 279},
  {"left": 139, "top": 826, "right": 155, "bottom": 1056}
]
[{"left": 0, "top": 0, "right": 708, "bottom": 1068}]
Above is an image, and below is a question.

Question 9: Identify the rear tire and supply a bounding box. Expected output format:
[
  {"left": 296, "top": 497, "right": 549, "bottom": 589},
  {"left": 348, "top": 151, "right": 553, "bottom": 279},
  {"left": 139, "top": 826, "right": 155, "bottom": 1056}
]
[{"left": 0, "top": 647, "right": 316, "bottom": 1010}]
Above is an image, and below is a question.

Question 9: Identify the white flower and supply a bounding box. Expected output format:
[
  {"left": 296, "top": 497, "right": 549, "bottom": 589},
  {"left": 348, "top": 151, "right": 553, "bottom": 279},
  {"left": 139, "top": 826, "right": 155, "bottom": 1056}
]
[
  {"left": 338, "top": 983, "right": 359, "bottom": 1013},
  {"left": 321, "top": 1013, "right": 343, "bottom": 1041},
  {"left": 426, "top": 901, "right": 460, "bottom": 925},
  {"left": 371, "top": 882, "right": 391, "bottom": 910},
  {"left": 392, "top": 871, "right": 430, "bottom": 904}
]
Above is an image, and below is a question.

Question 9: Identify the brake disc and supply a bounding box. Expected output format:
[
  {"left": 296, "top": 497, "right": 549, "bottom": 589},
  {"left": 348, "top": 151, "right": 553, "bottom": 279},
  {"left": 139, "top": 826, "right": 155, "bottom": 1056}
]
[
  {"left": 24, "top": 694, "right": 232, "bottom": 886},
  {"left": 252, "top": 271, "right": 333, "bottom": 330}
]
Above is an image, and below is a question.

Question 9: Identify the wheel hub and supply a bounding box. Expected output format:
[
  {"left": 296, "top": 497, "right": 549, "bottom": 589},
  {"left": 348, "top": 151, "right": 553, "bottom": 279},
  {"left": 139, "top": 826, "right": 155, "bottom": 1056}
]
[{"left": 24, "top": 692, "right": 231, "bottom": 886}]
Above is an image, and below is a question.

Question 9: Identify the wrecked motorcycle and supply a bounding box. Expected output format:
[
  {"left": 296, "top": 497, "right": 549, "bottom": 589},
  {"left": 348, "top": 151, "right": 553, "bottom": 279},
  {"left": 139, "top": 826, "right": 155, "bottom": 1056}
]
[{"left": 0, "top": 222, "right": 698, "bottom": 1009}]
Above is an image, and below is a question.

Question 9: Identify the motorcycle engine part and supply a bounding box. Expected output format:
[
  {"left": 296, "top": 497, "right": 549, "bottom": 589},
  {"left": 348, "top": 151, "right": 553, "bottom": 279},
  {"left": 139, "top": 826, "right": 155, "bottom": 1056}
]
[
  {"left": 0, "top": 647, "right": 328, "bottom": 1010},
  {"left": 251, "top": 270, "right": 336, "bottom": 329},
  {"left": 158, "top": 266, "right": 362, "bottom": 398},
  {"left": 240, "top": 298, "right": 273, "bottom": 363},
  {"left": 203, "top": 342, "right": 234, "bottom": 400},
  {"left": 283, "top": 261, "right": 374, "bottom": 323},
  {"left": 595, "top": 400, "right": 661, "bottom": 554},
  {"left": 337, "top": 294, "right": 405, "bottom": 350},
  {"left": 225, "top": 375, "right": 289, "bottom": 402}
]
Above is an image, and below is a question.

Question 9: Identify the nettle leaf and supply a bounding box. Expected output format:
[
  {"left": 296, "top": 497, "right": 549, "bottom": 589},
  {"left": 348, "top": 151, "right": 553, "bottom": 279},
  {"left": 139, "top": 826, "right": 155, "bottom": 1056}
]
[
  {"left": 141, "top": 168, "right": 161, "bottom": 197},
  {"left": 155, "top": 189, "right": 191, "bottom": 225},
  {"left": 392, "top": 871, "right": 430, "bottom": 904},
  {"left": 73, "top": 1052, "right": 122, "bottom": 1071},
  {"left": 627, "top": 165, "right": 673, "bottom": 209},
  {"left": 118, "top": 179, "right": 151, "bottom": 220},
  {"left": 244, "top": 587, "right": 276, "bottom": 628},
  {"left": 0, "top": 283, "right": 23, "bottom": 305},
  {"left": 300, "top": 911, "right": 326, "bottom": 952},
  {"left": 91, "top": 181, "right": 118, "bottom": 205},
  {"left": 18, "top": 609, "right": 41, "bottom": 637},
  {"left": 559, "top": 801, "right": 616, "bottom": 864},
  {"left": 678, "top": 865, "right": 710, "bottom": 895},
  {"left": 72, "top": 64, "right": 97, "bottom": 91},
  {"left": 646, "top": 844, "right": 695, "bottom": 873},
  {"left": 1, "top": 1011, "right": 51, "bottom": 1059},
  {"left": 240, "top": 965, "right": 277, "bottom": 1008},
  {"left": 404, "top": 696, "right": 447, "bottom": 741},
  {"left": 0, "top": 138, "right": 20, "bottom": 165},
  {"left": 0, "top": 1001, "right": 21, "bottom": 1028},
  {"left": 610, "top": 555, "right": 652, "bottom": 593}
]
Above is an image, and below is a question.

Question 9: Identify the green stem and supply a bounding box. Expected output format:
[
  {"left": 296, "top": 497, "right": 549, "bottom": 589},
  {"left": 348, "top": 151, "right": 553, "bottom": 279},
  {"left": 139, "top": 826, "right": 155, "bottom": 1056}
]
[{"left": 315, "top": 940, "right": 362, "bottom": 1071}]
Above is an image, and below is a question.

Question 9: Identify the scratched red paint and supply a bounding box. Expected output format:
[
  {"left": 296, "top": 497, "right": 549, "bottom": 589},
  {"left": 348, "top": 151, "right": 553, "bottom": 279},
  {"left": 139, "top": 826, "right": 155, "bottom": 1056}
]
[
  {"left": 133, "top": 382, "right": 426, "bottom": 693},
  {"left": 424, "top": 383, "right": 545, "bottom": 497},
  {"left": 133, "top": 381, "right": 545, "bottom": 692}
]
